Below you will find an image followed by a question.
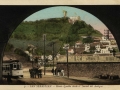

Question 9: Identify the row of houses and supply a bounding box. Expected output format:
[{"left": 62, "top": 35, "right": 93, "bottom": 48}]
[{"left": 67, "top": 35, "right": 118, "bottom": 55}]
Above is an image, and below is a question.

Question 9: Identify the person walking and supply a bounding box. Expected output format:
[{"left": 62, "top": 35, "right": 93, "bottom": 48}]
[
  {"left": 54, "top": 68, "right": 57, "bottom": 75},
  {"left": 37, "top": 69, "right": 42, "bottom": 78},
  {"left": 57, "top": 68, "right": 61, "bottom": 76},
  {"left": 61, "top": 69, "right": 64, "bottom": 77},
  {"left": 29, "top": 69, "right": 32, "bottom": 78},
  {"left": 51, "top": 68, "right": 54, "bottom": 75}
]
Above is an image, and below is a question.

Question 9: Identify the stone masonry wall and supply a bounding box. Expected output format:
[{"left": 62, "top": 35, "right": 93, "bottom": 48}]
[
  {"left": 58, "top": 55, "right": 120, "bottom": 62},
  {"left": 57, "top": 62, "right": 120, "bottom": 77}
]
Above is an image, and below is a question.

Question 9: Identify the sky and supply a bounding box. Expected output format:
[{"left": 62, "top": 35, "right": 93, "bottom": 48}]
[{"left": 24, "top": 6, "right": 108, "bottom": 34}]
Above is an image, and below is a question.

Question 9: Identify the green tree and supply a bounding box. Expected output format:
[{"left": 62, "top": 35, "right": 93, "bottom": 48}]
[
  {"left": 66, "top": 21, "right": 85, "bottom": 45},
  {"left": 82, "top": 36, "right": 94, "bottom": 43}
]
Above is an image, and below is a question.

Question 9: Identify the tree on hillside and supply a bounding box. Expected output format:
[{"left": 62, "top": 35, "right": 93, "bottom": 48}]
[
  {"left": 66, "top": 21, "right": 85, "bottom": 45},
  {"left": 82, "top": 36, "right": 94, "bottom": 44},
  {"left": 13, "top": 18, "right": 102, "bottom": 42},
  {"left": 80, "top": 24, "right": 96, "bottom": 44}
]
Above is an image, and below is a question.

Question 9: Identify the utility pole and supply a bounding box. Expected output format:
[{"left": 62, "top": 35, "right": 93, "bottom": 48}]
[
  {"left": 63, "top": 44, "right": 69, "bottom": 78},
  {"left": 74, "top": 43, "right": 76, "bottom": 61},
  {"left": 66, "top": 48, "right": 69, "bottom": 78},
  {"left": 32, "top": 48, "right": 34, "bottom": 68},
  {"left": 43, "top": 34, "right": 46, "bottom": 75},
  {"left": 52, "top": 42, "right": 55, "bottom": 75}
]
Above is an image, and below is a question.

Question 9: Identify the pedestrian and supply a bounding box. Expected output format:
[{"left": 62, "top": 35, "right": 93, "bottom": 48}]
[
  {"left": 32, "top": 70, "right": 35, "bottom": 78},
  {"left": 61, "top": 69, "right": 64, "bottom": 76},
  {"left": 29, "top": 69, "right": 32, "bottom": 78},
  {"left": 34, "top": 68, "right": 38, "bottom": 78},
  {"left": 54, "top": 68, "right": 57, "bottom": 75},
  {"left": 51, "top": 68, "right": 54, "bottom": 74},
  {"left": 57, "top": 68, "right": 61, "bottom": 76},
  {"left": 7, "top": 73, "right": 12, "bottom": 84},
  {"left": 37, "top": 69, "right": 42, "bottom": 78}
]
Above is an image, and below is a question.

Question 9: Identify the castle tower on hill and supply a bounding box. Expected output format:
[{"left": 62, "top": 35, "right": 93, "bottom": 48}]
[
  {"left": 63, "top": 10, "right": 67, "bottom": 18},
  {"left": 68, "top": 16, "right": 81, "bottom": 24}
]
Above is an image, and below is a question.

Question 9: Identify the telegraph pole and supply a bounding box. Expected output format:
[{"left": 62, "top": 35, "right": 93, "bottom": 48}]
[
  {"left": 52, "top": 42, "right": 55, "bottom": 75},
  {"left": 63, "top": 44, "right": 69, "bottom": 78},
  {"left": 74, "top": 43, "right": 76, "bottom": 61},
  {"left": 66, "top": 48, "right": 69, "bottom": 78},
  {"left": 43, "top": 34, "right": 46, "bottom": 75},
  {"left": 32, "top": 48, "right": 34, "bottom": 68}
]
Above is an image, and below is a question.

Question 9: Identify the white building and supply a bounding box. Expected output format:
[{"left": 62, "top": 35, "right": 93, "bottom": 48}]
[
  {"left": 68, "top": 49, "right": 74, "bottom": 54},
  {"left": 68, "top": 16, "right": 80, "bottom": 24},
  {"left": 94, "top": 35, "right": 117, "bottom": 54},
  {"left": 95, "top": 45, "right": 101, "bottom": 53},
  {"left": 94, "top": 45, "right": 112, "bottom": 54},
  {"left": 100, "top": 36, "right": 111, "bottom": 45},
  {"left": 84, "top": 44, "right": 90, "bottom": 52},
  {"left": 48, "top": 55, "right": 53, "bottom": 60},
  {"left": 75, "top": 42, "right": 81, "bottom": 48}
]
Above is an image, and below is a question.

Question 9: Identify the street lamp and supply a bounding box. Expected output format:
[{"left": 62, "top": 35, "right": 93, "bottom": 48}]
[{"left": 63, "top": 44, "right": 69, "bottom": 78}]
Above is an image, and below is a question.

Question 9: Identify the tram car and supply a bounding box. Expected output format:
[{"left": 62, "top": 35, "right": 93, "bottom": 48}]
[{"left": 2, "top": 60, "right": 23, "bottom": 79}]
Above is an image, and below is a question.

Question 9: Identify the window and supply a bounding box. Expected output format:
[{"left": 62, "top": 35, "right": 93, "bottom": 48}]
[
  {"left": 7, "top": 67, "right": 10, "bottom": 70},
  {"left": 5, "top": 65, "right": 7, "bottom": 70},
  {"left": 10, "top": 64, "right": 13, "bottom": 69},
  {"left": 3, "top": 65, "right": 10, "bottom": 70},
  {"left": 17, "top": 64, "right": 19, "bottom": 70},
  {"left": 13, "top": 64, "right": 17, "bottom": 69},
  {"left": 2, "top": 66, "right": 5, "bottom": 70}
]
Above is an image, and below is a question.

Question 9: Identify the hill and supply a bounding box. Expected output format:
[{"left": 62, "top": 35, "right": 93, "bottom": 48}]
[
  {"left": 11, "top": 17, "right": 102, "bottom": 41},
  {"left": 6, "top": 17, "right": 103, "bottom": 56}
]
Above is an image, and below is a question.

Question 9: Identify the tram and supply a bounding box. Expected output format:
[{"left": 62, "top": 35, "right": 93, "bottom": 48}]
[{"left": 2, "top": 60, "right": 23, "bottom": 79}]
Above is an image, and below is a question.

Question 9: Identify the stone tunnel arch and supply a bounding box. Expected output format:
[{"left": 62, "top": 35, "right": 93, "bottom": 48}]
[{"left": 0, "top": 5, "right": 120, "bottom": 81}]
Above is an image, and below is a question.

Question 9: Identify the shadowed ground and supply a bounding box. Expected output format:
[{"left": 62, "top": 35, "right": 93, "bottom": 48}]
[{"left": 1, "top": 74, "right": 120, "bottom": 85}]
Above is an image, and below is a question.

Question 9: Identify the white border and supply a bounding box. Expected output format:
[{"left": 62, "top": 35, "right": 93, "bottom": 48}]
[
  {"left": 0, "top": 0, "right": 120, "bottom": 5},
  {"left": 0, "top": 0, "right": 120, "bottom": 90}
]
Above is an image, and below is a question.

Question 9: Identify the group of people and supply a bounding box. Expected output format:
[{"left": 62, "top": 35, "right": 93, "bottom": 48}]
[
  {"left": 51, "top": 68, "right": 64, "bottom": 76},
  {"left": 29, "top": 68, "right": 42, "bottom": 78}
]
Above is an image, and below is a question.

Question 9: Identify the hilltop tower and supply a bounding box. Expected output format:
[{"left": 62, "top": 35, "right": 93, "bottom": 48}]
[{"left": 63, "top": 10, "right": 67, "bottom": 18}]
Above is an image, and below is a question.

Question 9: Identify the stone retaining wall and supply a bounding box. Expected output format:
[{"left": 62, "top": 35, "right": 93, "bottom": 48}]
[
  {"left": 58, "top": 55, "right": 120, "bottom": 62},
  {"left": 57, "top": 62, "right": 120, "bottom": 77}
]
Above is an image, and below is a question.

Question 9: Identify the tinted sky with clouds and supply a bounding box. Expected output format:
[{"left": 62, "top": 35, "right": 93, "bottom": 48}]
[{"left": 24, "top": 6, "right": 108, "bottom": 34}]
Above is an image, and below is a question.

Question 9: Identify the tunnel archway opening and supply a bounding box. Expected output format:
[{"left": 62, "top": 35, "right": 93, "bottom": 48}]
[{"left": 2, "top": 5, "right": 118, "bottom": 79}]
